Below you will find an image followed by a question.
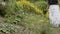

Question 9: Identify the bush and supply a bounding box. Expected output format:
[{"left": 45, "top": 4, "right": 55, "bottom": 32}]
[
  {"left": 34, "top": 1, "right": 48, "bottom": 14},
  {"left": 3, "top": 0, "right": 50, "bottom": 34}
]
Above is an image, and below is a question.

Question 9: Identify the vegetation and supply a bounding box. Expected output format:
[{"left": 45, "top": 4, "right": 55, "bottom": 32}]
[{"left": 0, "top": 0, "right": 59, "bottom": 34}]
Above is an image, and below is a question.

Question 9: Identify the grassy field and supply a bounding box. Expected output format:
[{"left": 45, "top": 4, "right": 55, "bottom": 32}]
[{"left": 0, "top": 0, "right": 60, "bottom": 34}]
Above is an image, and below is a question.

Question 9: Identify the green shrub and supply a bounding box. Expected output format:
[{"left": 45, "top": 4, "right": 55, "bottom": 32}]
[
  {"left": 3, "top": 0, "right": 50, "bottom": 34},
  {"left": 34, "top": 1, "right": 48, "bottom": 14}
]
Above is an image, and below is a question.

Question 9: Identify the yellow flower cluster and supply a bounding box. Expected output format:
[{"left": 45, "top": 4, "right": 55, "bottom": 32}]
[{"left": 16, "top": 0, "right": 43, "bottom": 14}]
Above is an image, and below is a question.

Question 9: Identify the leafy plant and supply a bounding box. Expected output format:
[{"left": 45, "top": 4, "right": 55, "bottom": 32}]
[
  {"left": 34, "top": 1, "right": 48, "bottom": 14},
  {"left": 3, "top": 0, "right": 50, "bottom": 34}
]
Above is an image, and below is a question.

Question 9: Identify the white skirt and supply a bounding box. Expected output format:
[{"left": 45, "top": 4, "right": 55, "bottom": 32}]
[{"left": 49, "top": 5, "right": 60, "bottom": 27}]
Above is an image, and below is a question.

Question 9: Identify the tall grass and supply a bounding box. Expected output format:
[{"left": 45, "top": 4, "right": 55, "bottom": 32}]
[{"left": 0, "top": 0, "right": 51, "bottom": 34}]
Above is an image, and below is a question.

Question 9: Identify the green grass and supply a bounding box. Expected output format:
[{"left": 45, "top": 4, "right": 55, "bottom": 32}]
[
  {"left": 3, "top": 11, "right": 50, "bottom": 34},
  {"left": 0, "top": 0, "right": 60, "bottom": 34}
]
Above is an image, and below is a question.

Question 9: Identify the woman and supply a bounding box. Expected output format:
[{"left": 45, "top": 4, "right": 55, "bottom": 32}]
[{"left": 48, "top": 0, "right": 60, "bottom": 27}]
